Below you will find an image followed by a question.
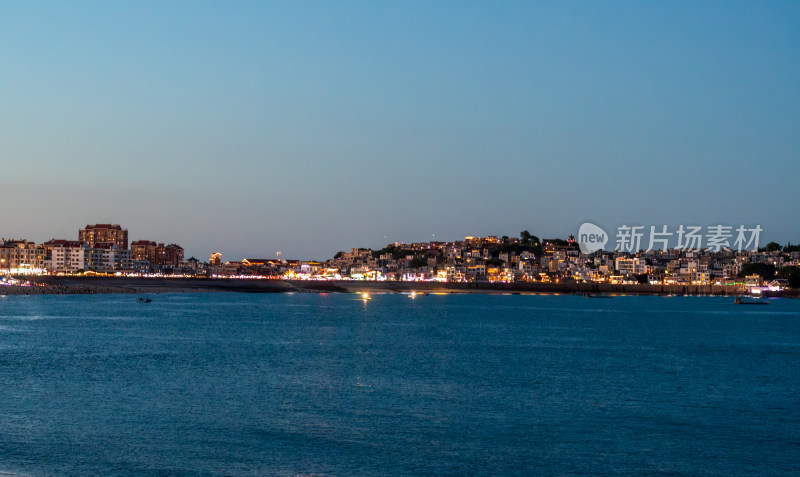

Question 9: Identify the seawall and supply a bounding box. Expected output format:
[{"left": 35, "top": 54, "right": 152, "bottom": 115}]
[{"left": 21, "top": 276, "right": 753, "bottom": 296}]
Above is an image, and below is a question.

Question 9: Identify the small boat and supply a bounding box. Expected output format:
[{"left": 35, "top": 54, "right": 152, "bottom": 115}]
[
  {"left": 734, "top": 297, "right": 769, "bottom": 305},
  {"left": 583, "top": 293, "right": 613, "bottom": 298},
  {"left": 137, "top": 297, "right": 152, "bottom": 303}
]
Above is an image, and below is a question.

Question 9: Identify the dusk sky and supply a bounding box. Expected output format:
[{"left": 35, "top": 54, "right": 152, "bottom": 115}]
[{"left": 2, "top": 1, "right": 799, "bottom": 260}]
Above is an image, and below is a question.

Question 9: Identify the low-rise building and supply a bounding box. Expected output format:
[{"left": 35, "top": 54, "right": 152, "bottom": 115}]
[
  {"left": 131, "top": 240, "right": 184, "bottom": 269},
  {"left": 615, "top": 257, "right": 648, "bottom": 275}
]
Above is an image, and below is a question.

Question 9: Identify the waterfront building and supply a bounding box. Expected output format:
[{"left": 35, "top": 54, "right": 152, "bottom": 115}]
[
  {"left": 131, "top": 240, "right": 158, "bottom": 263},
  {"left": 42, "top": 240, "right": 133, "bottom": 273},
  {"left": 131, "top": 240, "right": 184, "bottom": 268},
  {"left": 0, "top": 239, "right": 44, "bottom": 272},
  {"left": 615, "top": 257, "right": 648, "bottom": 275},
  {"left": 210, "top": 252, "right": 222, "bottom": 266},
  {"left": 88, "top": 244, "right": 133, "bottom": 272},
  {"left": 222, "top": 261, "right": 241, "bottom": 275},
  {"left": 131, "top": 259, "right": 152, "bottom": 274},
  {"left": 46, "top": 240, "right": 90, "bottom": 272},
  {"left": 744, "top": 274, "right": 763, "bottom": 290},
  {"left": 162, "top": 244, "right": 184, "bottom": 268},
  {"left": 79, "top": 224, "right": 129, "bottom": 250}
]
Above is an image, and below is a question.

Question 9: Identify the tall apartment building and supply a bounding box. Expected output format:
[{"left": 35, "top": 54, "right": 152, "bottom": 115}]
[{"left": 79, "top": 224, "right": 128, "bottom": 249}]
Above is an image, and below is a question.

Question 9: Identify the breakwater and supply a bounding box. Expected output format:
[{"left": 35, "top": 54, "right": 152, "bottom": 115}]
[{"left": 20, "top": 276, "right": 755, "bottom": 296}]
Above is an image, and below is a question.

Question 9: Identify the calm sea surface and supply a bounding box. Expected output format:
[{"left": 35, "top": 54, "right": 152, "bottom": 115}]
[{"left": 0, "top": 292, "right": 798, "bottom": 476}]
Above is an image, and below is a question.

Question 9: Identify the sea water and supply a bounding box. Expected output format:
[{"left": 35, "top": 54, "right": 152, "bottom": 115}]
[{"left": 0, "top": 293, "right": 798, "bottom": 476}]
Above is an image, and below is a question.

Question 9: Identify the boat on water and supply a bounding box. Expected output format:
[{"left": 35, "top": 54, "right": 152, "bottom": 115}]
[
  {"left": 583, "top": 293, "right": 613, "bottom": 298},
  {"left": 137, "top": 297, "right": 152, "bottom": 303},
  {"left": 733, "top": 297, "right": 769, "bottom": 305}
]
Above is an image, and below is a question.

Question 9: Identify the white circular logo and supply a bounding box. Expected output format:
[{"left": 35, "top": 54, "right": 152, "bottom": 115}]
[{"left": 578, "top": 222, "right": 608, "bottom": 253}]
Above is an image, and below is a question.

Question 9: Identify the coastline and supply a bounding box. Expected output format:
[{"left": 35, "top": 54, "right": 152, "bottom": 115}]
[{"left": 2, "top": 276, "right": 791, "bottom": 298}]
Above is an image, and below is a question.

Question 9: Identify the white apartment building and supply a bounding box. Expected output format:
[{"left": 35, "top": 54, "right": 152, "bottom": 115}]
[
  {"left": 45, "top": 241, "right": 132, "bottom": 272},
  {"left": 48, "top": 242, "right": 89, "bottom": 272},
  {"left": 615, "top": 257, "right": 648, "bottom": 275},
  {"left": 88, "top": 244, "right": 132, "bottom": 272}
]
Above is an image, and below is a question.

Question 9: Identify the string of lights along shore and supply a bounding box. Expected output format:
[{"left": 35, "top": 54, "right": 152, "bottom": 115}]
[{"left": 1, "top": 222, "right": 799, "bottom": 292}]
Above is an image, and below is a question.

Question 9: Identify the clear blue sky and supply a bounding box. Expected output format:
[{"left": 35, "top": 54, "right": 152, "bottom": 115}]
[{"left": 2, "top": 1, "right": 798, "bottom": 260}]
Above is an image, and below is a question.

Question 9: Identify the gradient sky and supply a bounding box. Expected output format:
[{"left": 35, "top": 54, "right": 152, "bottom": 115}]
[{"left": 2, "top": 1, "right": 799, "bottom": 260}]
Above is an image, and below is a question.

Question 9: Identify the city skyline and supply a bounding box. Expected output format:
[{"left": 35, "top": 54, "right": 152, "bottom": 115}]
[
  {"left": 4, "top": 225, "right": 799, "bottom": 293},
  {"left": 1, "top": 221, "right": 796, "bottom": 263},
  {"left": 3, "top": 1, "right": 799, "bottom": 260}
]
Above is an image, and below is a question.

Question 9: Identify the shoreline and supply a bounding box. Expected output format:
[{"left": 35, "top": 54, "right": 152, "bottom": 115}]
[{"left": 1, "top": 276, "right": 792, "bottom": 298}]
